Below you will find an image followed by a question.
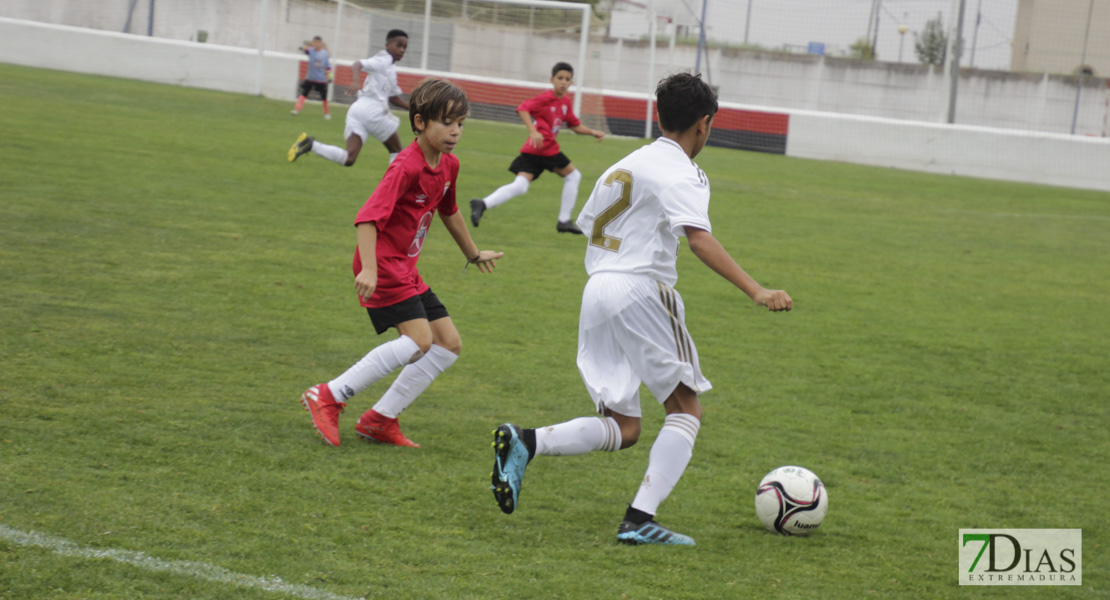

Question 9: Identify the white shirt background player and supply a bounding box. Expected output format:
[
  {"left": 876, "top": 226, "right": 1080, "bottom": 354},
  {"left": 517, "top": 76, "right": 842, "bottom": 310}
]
[
  {"left": 289, "top": 31, "right": 410, "bottom": 168},
  {"left": 348, "top": 50, "right": 404, "bottom": 147}
]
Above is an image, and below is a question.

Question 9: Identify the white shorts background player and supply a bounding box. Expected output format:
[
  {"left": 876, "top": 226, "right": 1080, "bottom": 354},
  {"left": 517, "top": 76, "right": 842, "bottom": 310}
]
[
  {"left": 288, "top": 30, "right": 410, "bottom": 168},
  {"left": 489, "top": 72, "right": 794, "bottom": 547}
]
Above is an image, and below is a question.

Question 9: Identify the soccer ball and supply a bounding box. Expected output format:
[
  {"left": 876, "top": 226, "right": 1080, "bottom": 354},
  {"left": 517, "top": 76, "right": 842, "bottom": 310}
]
[{"left": 754, "top": 466, "right": 828, "bottom": 535}]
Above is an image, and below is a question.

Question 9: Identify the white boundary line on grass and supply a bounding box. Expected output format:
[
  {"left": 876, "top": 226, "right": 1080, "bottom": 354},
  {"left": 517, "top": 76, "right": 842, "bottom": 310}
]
[{"left": 0, "top": 525, "right": 362, "bottom": 600}]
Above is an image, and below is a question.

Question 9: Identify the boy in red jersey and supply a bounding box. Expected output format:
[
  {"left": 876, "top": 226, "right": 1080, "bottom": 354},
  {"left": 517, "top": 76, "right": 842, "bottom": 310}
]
[
  {"left": 470, "top": 62, "right": 605, "bottom": 234},
  {"left": 301, "top": 78, "right": 503, "bottom": 448}
]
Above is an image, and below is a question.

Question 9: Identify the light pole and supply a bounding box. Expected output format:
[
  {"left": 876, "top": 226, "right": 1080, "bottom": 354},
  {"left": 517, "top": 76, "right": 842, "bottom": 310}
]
[{"left": 898, "top": 23, "right": 908, "bottom": 62}]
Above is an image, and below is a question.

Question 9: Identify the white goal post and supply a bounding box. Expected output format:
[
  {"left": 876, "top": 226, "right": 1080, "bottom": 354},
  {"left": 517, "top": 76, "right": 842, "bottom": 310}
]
[{"left": 331, "top": 0, "right": 592, "bottom": 118}]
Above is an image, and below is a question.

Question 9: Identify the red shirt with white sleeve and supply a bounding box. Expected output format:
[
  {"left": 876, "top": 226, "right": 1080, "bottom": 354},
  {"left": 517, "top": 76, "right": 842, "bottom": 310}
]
[
  {"left": 516, "top": 90, "right": 581, "bottom": 157},
  {"left": 353, "top": 139, "right": 460, "bottom": 308}
]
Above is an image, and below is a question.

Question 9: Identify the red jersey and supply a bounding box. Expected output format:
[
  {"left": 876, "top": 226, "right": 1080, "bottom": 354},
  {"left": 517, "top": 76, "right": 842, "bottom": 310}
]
[
  {"left": 517, "top": 89, "right": 580, "bottom": 157},
  {"left": 353, "top": 139, "right": 460, "bottom": 308}
]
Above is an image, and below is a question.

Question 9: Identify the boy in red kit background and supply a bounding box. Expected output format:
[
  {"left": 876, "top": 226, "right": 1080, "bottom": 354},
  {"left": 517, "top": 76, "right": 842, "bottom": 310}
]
[
  {"left": 301, "top": 78, "right": 503, "bottom": 448},
  {"left": 470, "top": 62, "right": 605, "bottom": 234}
]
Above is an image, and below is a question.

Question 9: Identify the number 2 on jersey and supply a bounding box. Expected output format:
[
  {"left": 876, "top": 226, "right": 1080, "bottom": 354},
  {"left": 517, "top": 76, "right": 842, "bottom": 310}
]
[{"left": 589, "top": 169, "right": 633, "bottom": 252}]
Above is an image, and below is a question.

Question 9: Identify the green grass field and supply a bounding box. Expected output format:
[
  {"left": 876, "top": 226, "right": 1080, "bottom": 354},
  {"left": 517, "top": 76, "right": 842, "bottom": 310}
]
[{"left": 1, "top": 63, "right": 1107, "bottom": 599}]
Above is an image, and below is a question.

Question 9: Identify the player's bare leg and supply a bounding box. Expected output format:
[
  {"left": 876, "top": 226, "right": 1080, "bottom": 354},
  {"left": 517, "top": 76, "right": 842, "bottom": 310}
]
[
  {"left": 341, "top": 134, "right": 364, "bottom": 166},
  {"left": 383, "top": 131, "right": 403, "bottom": 164},
  {"left": 554, "top": 163, "right": 583, "bottom": 234}
]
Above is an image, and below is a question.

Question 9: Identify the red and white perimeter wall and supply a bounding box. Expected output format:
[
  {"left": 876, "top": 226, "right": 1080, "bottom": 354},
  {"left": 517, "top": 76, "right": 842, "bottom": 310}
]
[{"left": 7, "top": 16, "right": 1110, "bottom": 193}]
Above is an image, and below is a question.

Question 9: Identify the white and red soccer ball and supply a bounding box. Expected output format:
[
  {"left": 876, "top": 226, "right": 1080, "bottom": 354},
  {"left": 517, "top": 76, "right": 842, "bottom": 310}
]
[{"left": 755, "top": 465, "right": 828, "bottom": 535}]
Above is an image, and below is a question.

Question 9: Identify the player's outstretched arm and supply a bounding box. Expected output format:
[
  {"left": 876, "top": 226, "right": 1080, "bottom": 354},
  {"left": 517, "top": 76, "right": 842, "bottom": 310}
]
[
  {"left": 346, "top": 62, "right": 363, "bottom": 95},
  {"left": 439, "top": 210, "right": 504, "bottom": 273},
  {"left": 570, "top": 123, "right": 605, "bottom": 142},
  {"left": 685, "top": 226, "right": 792, "bottom": 311}
]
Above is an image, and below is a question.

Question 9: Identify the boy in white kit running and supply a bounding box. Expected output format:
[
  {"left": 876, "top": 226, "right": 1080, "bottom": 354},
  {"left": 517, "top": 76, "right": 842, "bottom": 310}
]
[
  {"left": 489, "top": 72, "right": 793, "bottom": 545},
  {"left": 288, "top": 30, "right": 410, "bottom": 167}
]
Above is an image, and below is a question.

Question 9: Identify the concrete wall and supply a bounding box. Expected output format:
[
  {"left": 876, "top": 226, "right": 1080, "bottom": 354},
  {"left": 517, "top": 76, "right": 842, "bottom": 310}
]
[
  {"left": 525, "top": 38, "right": 1110, "bottom": 136},
  {"left": 785, "top": 109, "right": 1110, "bottom": 192},
  {"left": 0, "top": 18, "right": 301, "bottom": 98},
  {"left": 3, "top": 16, "right": 1110, "bottom": 193}
]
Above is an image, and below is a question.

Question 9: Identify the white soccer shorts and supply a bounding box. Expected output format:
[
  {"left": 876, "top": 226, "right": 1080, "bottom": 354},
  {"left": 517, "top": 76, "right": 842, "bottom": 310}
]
[
  {"left": 576, "top": 272, "right": 712, "bottom": 418},
  {"left": 345, "top": 97, "right": 400, "bottom": 143}
]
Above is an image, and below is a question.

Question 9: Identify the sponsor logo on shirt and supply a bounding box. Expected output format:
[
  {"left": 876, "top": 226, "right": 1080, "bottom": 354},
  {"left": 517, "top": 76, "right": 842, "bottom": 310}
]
[
  {"left": 415, "top": 193, "right": 427, "bottom": 204},
  {"left": 408, "top": 212, "right": 434, "bottom": 257}
]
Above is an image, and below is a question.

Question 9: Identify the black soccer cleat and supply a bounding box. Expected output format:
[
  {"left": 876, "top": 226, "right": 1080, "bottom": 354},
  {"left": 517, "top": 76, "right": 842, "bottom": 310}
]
[
  {"left": 556, "top": 220, "right": 582, "bottom": 235},
  {"left": 470, "top": 198, "right": 486, "bottom": 227}
]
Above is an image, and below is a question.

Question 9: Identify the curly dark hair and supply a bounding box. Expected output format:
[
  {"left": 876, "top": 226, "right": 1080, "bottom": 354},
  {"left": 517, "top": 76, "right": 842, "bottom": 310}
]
[{"left": 655, "top": 72, "right": 718, "bottom": 133}]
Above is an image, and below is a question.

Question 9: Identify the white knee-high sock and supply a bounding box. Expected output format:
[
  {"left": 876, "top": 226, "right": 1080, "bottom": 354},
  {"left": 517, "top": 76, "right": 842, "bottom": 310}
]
[
  {"left": 535, "top": 416, "right": 621, "bottom": 456},
  {"left": 630, "top": 413, "right": 700, "bottom": 516},
  {"left": 558, "top": 168, "right": 582, "bottom": 222},
  {"left": 312, "top": 140, "right": 349, "bottom": 165},
  {"left": 371, "top": 345, "right": 458, "bottom": 418},
  {"left": 483, "top": 175, "right": 530, "bottom": 209},
  {"left": 327, "top": 335, "right": 421, "bottom": 402}
]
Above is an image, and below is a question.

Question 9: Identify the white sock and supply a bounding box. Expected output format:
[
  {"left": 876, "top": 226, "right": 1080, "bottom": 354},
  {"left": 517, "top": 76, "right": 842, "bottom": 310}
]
[
  {"left": 630, "top": 413, "right": 700, "bottom": 516},
  {"left": 388, "top": 152, "right": 399, "bottom": 164},
  {"left": 483, "top": 175, "right": 530, "bottom": 209},
  {"left": 327, "top": 335, "right": 421, "bottom": 402},
  {"left": 371, "top": 345, "right": 458, "bottom": 418},
  {"left": 535, "top": 416, "right": 621, "bottom": 456},
  {"left": 558, "top": 169, "right": 582, "bottom": 222},
  {"left": 311, "top": 140, "right": 349, "bottom": 165}
]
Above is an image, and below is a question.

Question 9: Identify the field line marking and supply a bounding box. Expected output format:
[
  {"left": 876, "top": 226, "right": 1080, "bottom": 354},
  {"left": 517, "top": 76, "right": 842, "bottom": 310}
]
[{"left": 0, "top": 525, "right": 361, "bottom": 600}]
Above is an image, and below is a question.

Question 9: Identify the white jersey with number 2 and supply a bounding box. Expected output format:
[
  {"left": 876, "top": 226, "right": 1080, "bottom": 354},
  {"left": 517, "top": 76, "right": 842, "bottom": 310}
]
[{"left": 576, "top": 137, "right": 712, "bottom": 288}]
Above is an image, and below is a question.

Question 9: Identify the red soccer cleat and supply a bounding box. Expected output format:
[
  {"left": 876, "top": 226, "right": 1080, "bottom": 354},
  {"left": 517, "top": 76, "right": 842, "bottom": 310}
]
[
  {"left": 301, "top": 384, "right": 345, "bottom": 446},
  {"left": 355, "top": 409, "right": 420, "bottom": 448}
]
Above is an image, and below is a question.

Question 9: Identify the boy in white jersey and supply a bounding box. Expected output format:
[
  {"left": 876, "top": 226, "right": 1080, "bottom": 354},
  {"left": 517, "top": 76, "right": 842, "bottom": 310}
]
[
  {"left": 288, "top": 30, "right": 410, "bottom": 168},
  {"left": 489, "top": 72, "right": 793, "bottom": 545}
]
